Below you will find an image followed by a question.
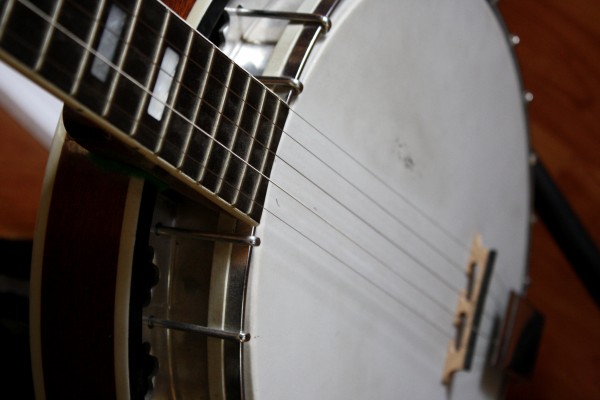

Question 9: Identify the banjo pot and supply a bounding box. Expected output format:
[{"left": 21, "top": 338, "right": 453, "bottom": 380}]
[{"left": 0, "top": 0, "right": 532, "bottom": 398}]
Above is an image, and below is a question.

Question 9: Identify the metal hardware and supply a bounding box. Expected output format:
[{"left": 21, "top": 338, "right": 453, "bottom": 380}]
[
  {"left": 256, "top": 75, "right": 304, "bottom": 94},
  {"left": 225, "top": 5, "right": 332, "bottom": 33},
  {"left": 154, "top": 224, "right": 261, "bottom": 246},
  {"left": 529, "top": 152, "right": 538, "bottom": 166},
  {"left": 510, "top": 34, "right": 520, "bottom": 46},
  {"left": 144, "top": 315, "right": 251, "bottom": 343},
  {"left": 524, "top": 91, "right": 534, "bottom": 103}
]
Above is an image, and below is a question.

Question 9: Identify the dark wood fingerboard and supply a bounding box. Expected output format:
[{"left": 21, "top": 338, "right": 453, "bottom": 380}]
[{"left": 0, "top": 0, "right": 288, "bottom": 223}]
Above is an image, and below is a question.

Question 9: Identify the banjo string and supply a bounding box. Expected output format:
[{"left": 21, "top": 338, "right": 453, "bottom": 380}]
[
  {"left": 12, "top": 0, "right": 514, "bottom": 333},
  {"left": 14, "top": 0, "right": 512, "bottom": 303}
]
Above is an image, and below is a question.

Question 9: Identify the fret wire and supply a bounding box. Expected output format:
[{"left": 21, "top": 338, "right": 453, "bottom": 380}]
[
  {"left": 246, "top": 100, "right": 281, "bottom": 215},
  {"left": 154, "top": 16, "right": 192, "bottom": 152},
  {"left": 214, "top": 75, "right": 251, "bottom": 194},
  {"left": 0, "top": 0, "right": 16, "bottom": 39},
  {"left": 177, "top": 45, "right": 215, "bottom": 168},
  {"left": 71, "top": 0, "right": 107, "bottom": 95},
  {"left": 33, "top": 0, "right": 65, "bottom": 71},
  {"left": 101, "top": 0, "right": 142, "bottom": 117},
  {"left": 196, "top": 61, "right": 234, "bottom": 182},
  {"left": 231, "top": 86, "right": 267, "bottom": 206},
  {"left": 130, "top": 7, "right": 170, "bottom": 135}
]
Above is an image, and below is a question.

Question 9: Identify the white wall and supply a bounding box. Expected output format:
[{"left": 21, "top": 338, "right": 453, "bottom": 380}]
[{"left": 0, "top": 60, "right": 63, "bottom": 149}]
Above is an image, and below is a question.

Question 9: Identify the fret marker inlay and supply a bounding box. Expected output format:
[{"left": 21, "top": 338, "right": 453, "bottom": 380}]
[
  {"left": 148, "top": 46, "right": 180, "bottom": 121},
  {"left": 91, "top": 4, "right": 126, "bottom": 82}
]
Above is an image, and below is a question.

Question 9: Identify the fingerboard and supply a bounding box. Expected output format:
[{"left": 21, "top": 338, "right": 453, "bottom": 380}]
[{"left": 0, "top": 0, "right": 289, "bottom": 224}]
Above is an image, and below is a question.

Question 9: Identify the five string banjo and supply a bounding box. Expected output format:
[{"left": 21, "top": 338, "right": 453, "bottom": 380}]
[{"left": 0, "top": 0, "right": 535, "bottom": 398}]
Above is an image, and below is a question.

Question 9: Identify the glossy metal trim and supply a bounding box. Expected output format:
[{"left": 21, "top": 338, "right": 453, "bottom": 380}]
[
  {"left": 279, "top": 0, "right": 342, "bottom": 102},
  {"left": 256, "top": 75, "right": 304, "bottom": 94},
  {"left": 154, "top": 223, "right": 261, "bottom": 246},
  {"left": 225, "top": 5, "right": 332, "bottom": 32},
  {"left": 144, "top": 315, "right": 251, "bottom": 343}
]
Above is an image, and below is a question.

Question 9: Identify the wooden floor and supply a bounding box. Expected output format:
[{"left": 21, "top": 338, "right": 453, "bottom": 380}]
[
  {"left": 500, "top": 0, "right": 600, "bottom": 398},
  {"left": 0, "top": 0, "right": 598, "bottom": 398}
]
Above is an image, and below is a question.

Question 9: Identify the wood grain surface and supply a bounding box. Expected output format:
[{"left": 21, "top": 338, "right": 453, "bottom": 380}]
[
  {"left": 0, "top": 0, "right": 598, "bottom": 398},
  {"left": 0, "top": 106, "right": 47, "bottom": 239},
  {"left": 500, "top": 0, "right": 600, "bottom": 399}
]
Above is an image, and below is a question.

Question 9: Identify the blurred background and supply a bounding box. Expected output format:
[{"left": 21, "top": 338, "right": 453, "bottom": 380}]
[
  {"left": 499, "top": 0, "right": 600, "bottom": 398},
  {"left": 0, "top": 0, "right": 598, "bottom": 398}
]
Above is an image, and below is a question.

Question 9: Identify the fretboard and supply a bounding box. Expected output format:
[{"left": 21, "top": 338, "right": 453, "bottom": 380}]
[{"left": 0, "top": 0, "right": 289, "bottom": 224}]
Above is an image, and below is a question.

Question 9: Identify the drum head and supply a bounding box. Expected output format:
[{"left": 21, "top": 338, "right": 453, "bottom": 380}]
[{"left": 246, "top": 0, "right": 530, "bottom": 399}]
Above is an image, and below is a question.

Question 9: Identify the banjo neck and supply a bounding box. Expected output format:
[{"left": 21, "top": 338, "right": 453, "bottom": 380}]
[
  {"left": 6, "top": 0, "right": 542, "bottom": 398},
  {"left": 0, "top": 0, "right": 289, "bottom": 224}
]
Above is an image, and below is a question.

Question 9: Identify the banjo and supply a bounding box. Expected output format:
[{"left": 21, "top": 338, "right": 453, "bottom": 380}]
[{"left": 0, "top": 0, "right": 534, "bottom": 398}]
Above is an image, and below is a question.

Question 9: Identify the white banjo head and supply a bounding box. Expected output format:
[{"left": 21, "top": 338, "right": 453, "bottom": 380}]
[
  {"left": 244, "top": 0, "right": 531, "bottom": 399},
  {"left": 18, "top": 0, "right": 531, "bottom": 397}
]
